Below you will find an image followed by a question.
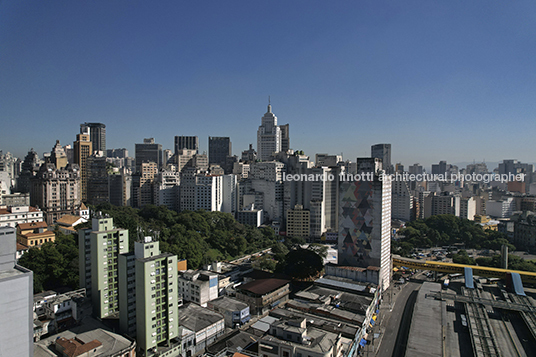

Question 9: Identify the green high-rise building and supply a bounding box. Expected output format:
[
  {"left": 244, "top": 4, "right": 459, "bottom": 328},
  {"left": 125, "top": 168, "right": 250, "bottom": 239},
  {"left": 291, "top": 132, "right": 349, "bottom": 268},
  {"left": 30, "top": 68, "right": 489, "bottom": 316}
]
[
  {"left": 119, "top": 237, "right": 180, "bottom": 357},
  {"left": 79, "top": 216, "right": 129, "bottom": 319}
]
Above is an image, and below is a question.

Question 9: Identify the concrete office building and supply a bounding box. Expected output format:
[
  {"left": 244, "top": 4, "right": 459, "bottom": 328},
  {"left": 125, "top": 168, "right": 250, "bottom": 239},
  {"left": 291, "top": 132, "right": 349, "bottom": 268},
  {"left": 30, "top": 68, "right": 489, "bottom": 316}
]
[
  {"left": 156, "top": 170, "right": 181, "bottom": 211},
  {"left": 257, "top": 104, "right": 282, "bottom": 161},
  {"left": 371, "top": 143, "right": 392, "bottom": 174},
  {"left": 176, "top": 149, "right": 197, "bottom": 173},
  {"left": 280, "top": 123, "right": 290, "bottom": 153},
  {"left": 74, "top": 133, "right": 92, "bottom": 202},
  {"left": 135, "top": 138, "right": 163, "bottom": 173},
  {"left": 196, "top": 174, "right": 223, "bottom": 212},
  {"left": 174, "top": 136, "right": 199, "bottom": 154},
  {"left": 222, "top": 174, "right": 238, "bottom": 214},
  {"left": 81, "top": 122, "right": 106, "bottom": 154},
  {"left": 209, "top": 136, "right": 232, "bottom": 168},
  {"left": 315, "top": 153, "right": 342, "bottom": 167},
  {"left": 235, "top": 205, "right": 263, "bottom": 227},
  {"left": 78, "top": 216, "right": 129, "bottom": 319},
  {"left": 338, "top": 158, "right": 392, "bottom": 290},
  {"left": 0, "top": 226, "right": 33, "bottom": 357},
  {"left": 86, "top": 153, "right": 109, "bottom": 206},
  {"left": 286, "top": 204, "right": 310, "bottom": 239},
  {"left": 17, "top": 149, "right": 42, "bottom": 194},
  {"left": 119, "top": 237, "right": 180, "bottom": 357},
  {"left": 391, "top": 179, "right": 412, "bottom": 221},
  {"left": 109, "top": 170, "right": 132, "bottom": 207}
]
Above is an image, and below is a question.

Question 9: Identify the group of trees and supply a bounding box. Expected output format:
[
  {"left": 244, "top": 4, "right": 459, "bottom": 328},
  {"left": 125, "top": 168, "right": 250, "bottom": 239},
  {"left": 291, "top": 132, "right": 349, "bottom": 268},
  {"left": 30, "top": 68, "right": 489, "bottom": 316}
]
[
  {"left": 452, "top": 249, "right": 536, "bottom": 272},
  {"left": 95, "top": 203, "right": 280, "bottom": 269},
  {"left": 393, "top": 214, "right": 515, "bottom": 256},
  {"left": 18, "top": 228, "right": 79, "bottom": 293},
  {"left": 18, "top": 203, "right": 329, "bottom": 292}
]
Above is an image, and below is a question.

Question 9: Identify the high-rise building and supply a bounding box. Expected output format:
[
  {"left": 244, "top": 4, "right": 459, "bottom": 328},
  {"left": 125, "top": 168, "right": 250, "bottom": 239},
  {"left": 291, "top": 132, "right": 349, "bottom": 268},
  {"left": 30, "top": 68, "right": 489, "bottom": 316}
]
[
  {"left": 135, "top": 138, "right": 163, "bottom": 173},
  {"left": 392, "top": 179, "right": 412, "bottom": 221},
  {"left": 174, "top": 136, "right": 199, "bottom": 154},
  {"left": 87, "top": 153, "right": 109, "bottom": 206},
  {"left": 241, "top": 144, "right": 257, "bottom": 163},
  {"left": 257, "top": 104, "right": 282, "bottom": 161},
  {"left": 74, "top": 133, "right": 93, "bottom": 202},
  {"left": 196, "top": 174, "right": 223, "bottom": 212},
  {"left": 371, "top": 143, "right": 392, "bottom": 174},
  {"left": 208, "top": 137, "right": 231, "bottom": 168},
  {"left": 0, "top": 226, "right": 34, "bottom": 357},
  {"left": 132, "top": 162, "right": 159, "bottom": 208},
  {"left": 156, "top": 170, "right": 181, "bottom": 211},
  {"left": 286, "top": 204, "right": 310, "bottom": 239},
  {"left": 279, "top": 123, "right": 290, "bottom": 153},
  {"left": 222, "top": 174, "right": 238, "bottom": 214},
  {"left": 78, "top": 216, "right": 129, "bottom": 319},
  {"left": 49, "top": 140, "right": 68, "bottom": 170},
  {"left": 118, "top": 237, "right": 180, "bottom": 356},
  {"left": 80, "top": 122, "right": 106, "bottom": 154},
  {"left": 176, "top": 149, "right": 197, "bottom": 173},
  {"left": 16, "top": 149, "right": 41, "bottom": 194},
  {"left": 109, "top": 170, "right": 131, "bottom": 207},
  {"left": 338, "top": 158, "right": 392, "bottom": 290},
  {"left": 30, "top": 163, "right": 81, "bottom": 224},
  {"left": 107, "top": 148, "right": 129, "bottom": 158}
]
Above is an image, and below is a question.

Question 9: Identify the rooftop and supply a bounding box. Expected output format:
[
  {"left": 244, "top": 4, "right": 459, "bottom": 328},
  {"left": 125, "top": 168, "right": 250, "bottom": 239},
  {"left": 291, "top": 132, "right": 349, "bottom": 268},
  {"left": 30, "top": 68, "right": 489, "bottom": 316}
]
[
  {"left": 55, "top": 337, "right": 102, "bottom": 357},
  {"left": 209, "top": 296, "right": 249, "bottom": 311},
  {"left": 18, "top": 221, "right": 48, "bottom": 230},
  {"left": 179, "top": 303, "right": 224, "bottom": 332},
  {"left": 238, "top": 278, "right": 290, "bottom": 296}
]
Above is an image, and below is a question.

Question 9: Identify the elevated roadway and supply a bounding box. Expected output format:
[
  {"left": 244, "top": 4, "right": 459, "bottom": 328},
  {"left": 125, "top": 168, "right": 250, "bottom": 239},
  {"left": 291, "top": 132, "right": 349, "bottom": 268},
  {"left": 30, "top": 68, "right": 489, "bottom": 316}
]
[{"left": 393, "top": 255, "right": 536, "bottom": 285}]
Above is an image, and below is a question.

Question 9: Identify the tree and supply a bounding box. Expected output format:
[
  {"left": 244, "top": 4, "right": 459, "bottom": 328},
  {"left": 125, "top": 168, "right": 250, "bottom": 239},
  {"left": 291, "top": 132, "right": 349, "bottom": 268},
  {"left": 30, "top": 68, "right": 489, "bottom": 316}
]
[
  {"left": 18, "top": 231, "right": 79, "bottom": 293},
  {"left": 452, "top": 250, "right": 476, "bottom": 265},
  {"left": 277, "top": 248, "right": 324, "bottom": 280}
]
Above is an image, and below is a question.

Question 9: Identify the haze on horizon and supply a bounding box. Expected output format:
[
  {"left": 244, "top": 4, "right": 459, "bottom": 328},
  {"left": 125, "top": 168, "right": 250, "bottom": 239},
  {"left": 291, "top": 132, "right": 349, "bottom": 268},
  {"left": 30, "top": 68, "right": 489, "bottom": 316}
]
[{"left": 0, "top": 0, "right": 534, "bottom": 168}]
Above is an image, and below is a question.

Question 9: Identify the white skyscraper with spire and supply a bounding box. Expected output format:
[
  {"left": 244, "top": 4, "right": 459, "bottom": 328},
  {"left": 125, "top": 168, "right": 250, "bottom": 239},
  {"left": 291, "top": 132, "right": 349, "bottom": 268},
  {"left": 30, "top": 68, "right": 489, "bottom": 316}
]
[{"left": 257, "top": 102, "right": 282, "bottom": 161}]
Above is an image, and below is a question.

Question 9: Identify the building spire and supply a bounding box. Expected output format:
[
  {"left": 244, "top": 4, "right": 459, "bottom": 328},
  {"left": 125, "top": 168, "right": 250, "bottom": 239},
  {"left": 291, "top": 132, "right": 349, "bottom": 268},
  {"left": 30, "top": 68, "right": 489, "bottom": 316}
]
[{"left": 267, "top": 96, "right": 272, "bottom": 113}]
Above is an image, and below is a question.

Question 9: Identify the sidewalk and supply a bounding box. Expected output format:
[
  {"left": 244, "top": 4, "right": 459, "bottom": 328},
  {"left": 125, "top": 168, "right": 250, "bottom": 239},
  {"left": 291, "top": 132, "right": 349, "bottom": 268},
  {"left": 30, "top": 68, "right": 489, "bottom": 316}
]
[{"left": 362, "top": 283, "right": 404, "bottom": 356}]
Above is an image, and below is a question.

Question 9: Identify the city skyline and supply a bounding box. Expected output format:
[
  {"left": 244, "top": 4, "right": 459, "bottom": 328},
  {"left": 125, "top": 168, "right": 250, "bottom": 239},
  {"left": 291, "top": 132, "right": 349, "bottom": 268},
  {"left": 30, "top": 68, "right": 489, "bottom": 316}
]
[{"left": 1, "top": 1, "right": 535, "bottom": 166}]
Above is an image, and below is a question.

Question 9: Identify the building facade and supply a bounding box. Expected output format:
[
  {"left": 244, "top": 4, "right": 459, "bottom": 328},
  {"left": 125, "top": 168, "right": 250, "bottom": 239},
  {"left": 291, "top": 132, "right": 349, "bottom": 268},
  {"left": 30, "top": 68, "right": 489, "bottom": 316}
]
[
  {"left": 30, "top": 163, "right": 81, "bottom": 224},
  {"left": 0, "top": 226, "right": 34, "bottom": 357},
  {"left": 135, "top": 138, "right": 163, "bottom": 173},
  {"left": 81, "top": 122, "right": 106, "bottom": 154},
  {"left": 257, "top": 104, "right": 282, "bottom": 161},
  {"left": 78, "top": 216, "right": 129, "bottom": 319},
  {"left": 119, "top": 237, "right": 180, "bottom": 357},
  {"left": 338, "top": 158, "right": 392, "bottom": 290},
  {"left": 208, "top": 136, "right": 231, "bottom": 168}
]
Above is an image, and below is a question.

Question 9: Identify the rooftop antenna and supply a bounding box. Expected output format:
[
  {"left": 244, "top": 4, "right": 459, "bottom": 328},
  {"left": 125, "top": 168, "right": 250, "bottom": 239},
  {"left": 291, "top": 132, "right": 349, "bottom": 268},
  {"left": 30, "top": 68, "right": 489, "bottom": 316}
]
[{"left": 269, "top": 95, "right": 271, "bottom": 105}]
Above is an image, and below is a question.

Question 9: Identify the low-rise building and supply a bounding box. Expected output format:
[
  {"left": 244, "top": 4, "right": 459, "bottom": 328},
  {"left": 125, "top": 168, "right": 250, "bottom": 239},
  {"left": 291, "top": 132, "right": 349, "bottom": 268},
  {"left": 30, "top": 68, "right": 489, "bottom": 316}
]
[
  {"left": 207, "top": 296, "right": 251, "bottom": 328},
  {"left": 235, "top": 278, "right": 290, "bottom": 315},
  {"left": 55, "top": 214, "right": 88, "bottom": 235},
  {"left": 34, "top": 322, "right": 136, "bottom": 357},
  {"left": 0, "top": 205, "right": 43, "bottom": 228},
  {"left": 17, "top": 221, "right": 55, "bottom": 248},
  {"left": 178, "top": 270, "right": 219, "bottom": 307},
  {"left": 178, "top": 303, "right": 225, "bottom": 356},
  {"left": 258, "top": 317, "right": 343, "bottom": 357}
]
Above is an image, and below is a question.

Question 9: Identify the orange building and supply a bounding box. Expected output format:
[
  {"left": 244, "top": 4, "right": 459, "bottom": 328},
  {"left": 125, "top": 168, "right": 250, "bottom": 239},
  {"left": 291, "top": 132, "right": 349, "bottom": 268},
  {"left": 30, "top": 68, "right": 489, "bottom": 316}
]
[{"left": 16, "top": 221, "right": 55, "bottom": 248}]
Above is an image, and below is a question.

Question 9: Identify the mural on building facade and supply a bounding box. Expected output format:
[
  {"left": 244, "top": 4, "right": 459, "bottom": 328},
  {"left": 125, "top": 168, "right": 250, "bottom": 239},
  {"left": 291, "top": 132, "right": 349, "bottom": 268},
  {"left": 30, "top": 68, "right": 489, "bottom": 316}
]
[{"left": 339, "top": 180, "right": 377, "bottom": 267}]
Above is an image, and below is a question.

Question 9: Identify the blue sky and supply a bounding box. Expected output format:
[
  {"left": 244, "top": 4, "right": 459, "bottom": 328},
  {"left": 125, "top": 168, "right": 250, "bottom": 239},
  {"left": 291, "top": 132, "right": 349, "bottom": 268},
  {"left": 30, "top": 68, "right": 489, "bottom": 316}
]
[{"left": 1, "top": 0, "right": 535, "bottom": 168}]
